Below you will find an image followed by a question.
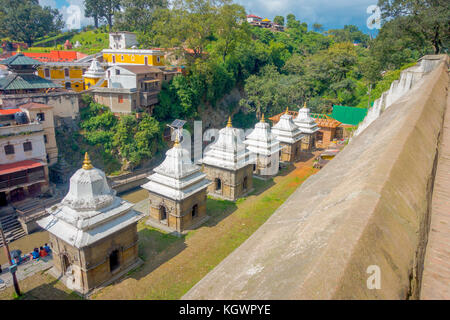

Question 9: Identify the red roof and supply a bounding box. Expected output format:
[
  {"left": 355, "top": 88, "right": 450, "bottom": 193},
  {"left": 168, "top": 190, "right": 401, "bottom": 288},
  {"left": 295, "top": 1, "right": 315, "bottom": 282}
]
[
  {"left": 247, "top": 14, "right": 262, "bottom": 19},
  {"left": 0, "top": 160, "right": 44, "bottom": 175},
  {"left": 0, "top": 108, "right": 21, "bottom": 115},
  {"left": 19, "top": 102, "right": 52, "bottom": 110},
  {"left": 11, "top": 50, "right": 87, "bottom": 63}
]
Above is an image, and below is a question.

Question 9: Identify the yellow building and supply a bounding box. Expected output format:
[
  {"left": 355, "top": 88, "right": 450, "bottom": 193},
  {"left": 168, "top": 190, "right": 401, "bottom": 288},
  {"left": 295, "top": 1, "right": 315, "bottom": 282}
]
[
  {"left": 38, "top": 62, "right": 91, "bottom": 92},
  {"left": 102, "top": 49, "right": 165, "bottom": 67}
]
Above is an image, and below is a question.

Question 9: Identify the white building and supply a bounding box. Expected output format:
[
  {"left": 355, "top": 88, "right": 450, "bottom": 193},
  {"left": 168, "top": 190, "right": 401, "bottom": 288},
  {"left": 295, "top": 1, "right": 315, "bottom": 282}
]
[
  {"left": 37, "top": 153, "right": 144, "bottom": 295},
  {"left": 201, "top": 117, "right": 255, "bottom": 201},
  {"left": 293, "top": 103, "right": 320, "bottom": 151},
  {"left": 272, "top": 108, "right": 305, "bottom": 162},
  {"left": 109, "top": 32, "right": 138, "bottom": 50},
  {"left": 141, "top": 136, "right": 211, "bottom": 233},
  {"left": 244, "top": 115, "right": 282, "bottom": 177}
]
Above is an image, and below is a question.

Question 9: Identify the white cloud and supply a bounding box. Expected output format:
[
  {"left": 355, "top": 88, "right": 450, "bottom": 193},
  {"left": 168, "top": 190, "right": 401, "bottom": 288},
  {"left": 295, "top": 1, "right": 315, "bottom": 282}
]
[{"left": 60, "top": 0, "right": 94, "bottom": 30}]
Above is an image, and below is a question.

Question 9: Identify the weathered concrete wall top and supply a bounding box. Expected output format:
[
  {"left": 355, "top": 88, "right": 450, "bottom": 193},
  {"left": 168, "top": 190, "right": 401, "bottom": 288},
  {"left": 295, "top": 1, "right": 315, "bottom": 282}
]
[{"left": 183, "top": 56, "right": 449, "bottom": 300}]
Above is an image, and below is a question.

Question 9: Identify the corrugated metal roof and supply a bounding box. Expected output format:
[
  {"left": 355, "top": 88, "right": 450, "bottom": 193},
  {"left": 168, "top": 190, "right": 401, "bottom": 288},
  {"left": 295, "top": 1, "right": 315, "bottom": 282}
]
[
  {"left": 332, "top": 105, "right": 368, "bottom": 126},
  {"left": 0, "top": 74, "right": 61, "bottom": 91},
  {"left": 0, "top": 53, "right": 43, "bottom": 66},
  {"left": 0, "top": 160, "right": 44, "bottom": 175}
]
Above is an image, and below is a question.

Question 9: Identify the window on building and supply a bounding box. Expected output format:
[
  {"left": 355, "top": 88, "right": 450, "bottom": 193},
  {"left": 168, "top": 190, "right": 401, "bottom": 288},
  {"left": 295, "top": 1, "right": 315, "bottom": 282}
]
[
  {"left": 4, "top": 144, "right": 14, "bottom": 155},
  {"left": 65, "top": 82, "right": 71, "bottom": 89},
  {"left": 157, "top": 56, "right": 161, "bottom": 63},
  {"left": 192, "top": 204, "right": 198, "bottom": 218},
  {"left": 64, "top": 68, "right": 69, "bottom": 77},
  {"left": 243, "top": 176, "right": 248, "bottom": 191},
  {"left": 112, "top": 55, "right": 116, "bottom": 63},
  {"left": 109, "top": 250, "right": 120, "bottom": 272},
  {"left": 144, "top": 56, "right": 148, "bottom": 65},
  {"left": 37, "top": 112, "right": 45, "bottom": 121},
  {"left": 44, "top": 135, "right": 48, "bottom": 144},
  {"left": 118, "top": 95, "right": 124, "bottom": 103},
  {"left": 46, "top": 153, "right": 50, "bottom": 163},
  {"left": 23, "top": 141, "right": 32, "bottom": 152},
  {"left": 116, "top": 69, "right": 120, "bottom": 75},
  {"left": 44, "top": 69, "right": 50, "bottom": 78}
]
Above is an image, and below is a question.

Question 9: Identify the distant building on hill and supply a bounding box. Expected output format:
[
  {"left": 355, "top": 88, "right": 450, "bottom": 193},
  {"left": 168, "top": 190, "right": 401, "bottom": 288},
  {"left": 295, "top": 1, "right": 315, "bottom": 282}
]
[
  {"left": 109, "top": 31, "right": 138, "bottom": 50},
  {"left": 247, "top": 15, "right": 285, "bottom": 32}
]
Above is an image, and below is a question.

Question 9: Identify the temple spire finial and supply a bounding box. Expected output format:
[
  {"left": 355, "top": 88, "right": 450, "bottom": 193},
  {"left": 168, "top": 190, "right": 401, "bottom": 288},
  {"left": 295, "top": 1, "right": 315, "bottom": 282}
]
[
  {"left": 261, "top": 114, "right": 265, "bottom": 123},
  {"left": 303, "top": 101, "right": 307, "bottom": 108},
  {"left": 82, "top": 152, "right": 93, "bottom": 170},
  {"left": 285, "top": 107, "right": 289, "bottom": 115},
  {"left": 227, "top": 116, "right": 232, "bottom": 128},
  {"left": 16, "top": 45, "right": 21, "bottom": 53},
  {"left": 174, "top": 133, "right": 181, "bottom": 147}
]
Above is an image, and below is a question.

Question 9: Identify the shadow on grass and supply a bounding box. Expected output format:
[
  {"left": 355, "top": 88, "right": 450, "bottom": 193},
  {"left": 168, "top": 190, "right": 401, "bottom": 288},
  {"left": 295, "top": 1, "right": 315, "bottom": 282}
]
[
  {"left": 14, "top": 278, "right": 82, "bottom": 300},
  {"left": 203, "top": 198, "right": 238, "bottom": 229},
  {"left": 276, "top": 164, "right": 296, "bottom": 177},
  {"left": 249, "top": 178, "right": 275, "bottom": 197},
  {"left": 126, "top": 227, "right": 187, "bottom": 282}
]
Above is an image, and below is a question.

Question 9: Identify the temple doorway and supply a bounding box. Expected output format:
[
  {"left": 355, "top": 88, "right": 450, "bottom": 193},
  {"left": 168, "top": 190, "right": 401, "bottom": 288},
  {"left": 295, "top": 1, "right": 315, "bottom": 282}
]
[
  {"left": 243, "top": 177, "right": 248, "bottom": 191},
  {"left": 160, "top": 206, "right": 167, "bottom": 221},
  {"left": 0, "top": 192, "right": 6, "bottom": 207},
  {"left": 215, "top": 178, "right": 222, "bottom": 192},
  {"left": 192, "top": 204, "right": 198, "bottom": 218},
  {"left": 62, "top": 254, "right": 71, "bottom": 275},
  {"left": 109, "top": 250, "right": 120, "bottom": 272}
]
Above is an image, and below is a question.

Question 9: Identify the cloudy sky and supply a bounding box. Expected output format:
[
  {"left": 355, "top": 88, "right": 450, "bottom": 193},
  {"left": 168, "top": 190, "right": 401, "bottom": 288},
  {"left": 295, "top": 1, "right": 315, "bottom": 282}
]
[{"left": 40, "top": 0, "right": 380, "bottom": 34}]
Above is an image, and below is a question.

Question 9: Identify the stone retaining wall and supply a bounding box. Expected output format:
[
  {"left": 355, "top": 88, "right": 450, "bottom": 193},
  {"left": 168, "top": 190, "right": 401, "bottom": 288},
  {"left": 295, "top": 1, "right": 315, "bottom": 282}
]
[{"left": 183, "top": 56, "right": 449, "bottom": 300}]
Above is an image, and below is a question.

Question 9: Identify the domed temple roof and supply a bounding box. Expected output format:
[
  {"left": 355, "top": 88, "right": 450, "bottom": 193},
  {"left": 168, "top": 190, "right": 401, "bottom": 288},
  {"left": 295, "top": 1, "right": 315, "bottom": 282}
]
[
  {"left": 202, "top": 117, "right": 255, "bottom": 170},
  {"left": 142, "top": 136, "right": 211, "bottom": 201},
  {"left": 272, "top": 108, "right": 304, "bottom": 144},
  {"left": 37, "top": 153, "right": 143, "bottom": 248},
  {"left": 244, "top": 114, "right": 282, "bottom": 156},
  {"left": 294, "top": 103, "right": 320, "bottom": 134},
  {"left": 83, "top": 58, "right": 105, "bottom": 79}
]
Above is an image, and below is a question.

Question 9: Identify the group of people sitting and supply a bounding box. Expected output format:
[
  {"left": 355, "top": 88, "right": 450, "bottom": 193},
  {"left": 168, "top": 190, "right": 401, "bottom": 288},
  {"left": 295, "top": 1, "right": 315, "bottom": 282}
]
[
  {"left": 9, "top": 243, "right": 52, "bottom": 266},
  {"left": 29, "top": 244, "right": 52, "bottom": 261}
]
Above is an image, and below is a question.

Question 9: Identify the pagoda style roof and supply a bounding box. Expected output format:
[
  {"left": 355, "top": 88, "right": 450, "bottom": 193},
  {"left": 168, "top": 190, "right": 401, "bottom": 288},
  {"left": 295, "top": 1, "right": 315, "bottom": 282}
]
[
  {"left": 271, "top": 110, "right": 304, "bottom": 144},
  {"left": 0, "top": 73, "right": 61, "bottom": 91},
  {"left": 294, "top": 104, "right": 320, "bottom": 134},
  {"left": 142, "top": 140, "right": 211, "bottom": 201},
  {"left": 202, "top": 118, "right": 255, "bottom": 171},
  {"left": 0, "top": 53, "right": 43, "bottom": 66},
  {"left": 244, "top": 116, "right": 283, "bottom": 156},
  {"left": 37, "top": 154, "right": 143, "bottom": 248}
]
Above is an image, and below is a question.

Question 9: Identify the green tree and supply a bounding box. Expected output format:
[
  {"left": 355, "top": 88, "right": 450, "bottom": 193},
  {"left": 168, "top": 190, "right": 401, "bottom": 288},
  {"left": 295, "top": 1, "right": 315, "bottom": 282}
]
[
  {"left": 114, "top": 0, "right": 168, "bottom": 34},
  {"left": 378, "top": 0, "right": 449, "bottom": 54},
  {"left": 84, "top": 0, "right": 104, "bottom": 28},
  {"left": 273, "top": 15, "right": 285, "bottom": 26},
  {"left": 0, "top": 0, "right": 64, "bottom": 46}
]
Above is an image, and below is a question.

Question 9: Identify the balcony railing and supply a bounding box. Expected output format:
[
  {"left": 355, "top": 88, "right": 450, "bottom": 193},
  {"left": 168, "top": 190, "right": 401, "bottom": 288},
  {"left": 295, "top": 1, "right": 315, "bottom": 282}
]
[
  {"left": 0, "top": 169, "right": 46, "bottom": 190},
  {"left": 0, "top": 122, "right": 43, "bottom": 139}
]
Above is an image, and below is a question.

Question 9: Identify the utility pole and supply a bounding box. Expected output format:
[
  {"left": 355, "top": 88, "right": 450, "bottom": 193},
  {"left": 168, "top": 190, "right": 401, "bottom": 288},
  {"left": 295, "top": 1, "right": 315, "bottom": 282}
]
[{"left": 0, "top": 221, "right": 21, "bottom": 296}]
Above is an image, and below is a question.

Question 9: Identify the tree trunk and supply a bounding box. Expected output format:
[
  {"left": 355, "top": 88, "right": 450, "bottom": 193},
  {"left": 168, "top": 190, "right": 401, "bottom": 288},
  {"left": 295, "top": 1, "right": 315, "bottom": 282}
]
[{"left": 94, "top": 15, "right": 99, "bottom": 29}]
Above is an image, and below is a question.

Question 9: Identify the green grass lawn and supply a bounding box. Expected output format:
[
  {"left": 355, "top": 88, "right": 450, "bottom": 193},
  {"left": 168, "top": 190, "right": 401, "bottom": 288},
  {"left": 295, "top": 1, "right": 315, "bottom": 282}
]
[{"left": 92, "top": 164, "right": 317, "bottom": 300}]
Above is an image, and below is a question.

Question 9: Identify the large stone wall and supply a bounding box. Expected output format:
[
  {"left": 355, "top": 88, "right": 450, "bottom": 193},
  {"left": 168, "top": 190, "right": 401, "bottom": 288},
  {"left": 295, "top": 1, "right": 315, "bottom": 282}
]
[{"left": 183, "top": 56, "right": 449, "bottom": 300}]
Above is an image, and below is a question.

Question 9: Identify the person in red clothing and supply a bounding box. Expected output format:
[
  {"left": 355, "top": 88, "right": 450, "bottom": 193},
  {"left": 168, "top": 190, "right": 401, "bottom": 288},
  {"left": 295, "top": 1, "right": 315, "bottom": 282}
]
[{"left": 39, "top": 246, "right": 47, "bottom": 258}]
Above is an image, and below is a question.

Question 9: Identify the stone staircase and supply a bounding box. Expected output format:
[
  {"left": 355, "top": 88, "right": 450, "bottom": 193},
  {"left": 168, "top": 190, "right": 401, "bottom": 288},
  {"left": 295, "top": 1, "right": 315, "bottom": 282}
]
[{"left": 0, "top": 212, "right": 26, "bottom": 247}]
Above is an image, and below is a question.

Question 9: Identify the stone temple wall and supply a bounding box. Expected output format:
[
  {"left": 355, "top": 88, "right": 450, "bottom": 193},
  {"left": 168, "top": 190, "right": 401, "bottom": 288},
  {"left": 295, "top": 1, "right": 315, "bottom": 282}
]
[{"left": 183, "top": 55, "right": 449, "bottom": 300}]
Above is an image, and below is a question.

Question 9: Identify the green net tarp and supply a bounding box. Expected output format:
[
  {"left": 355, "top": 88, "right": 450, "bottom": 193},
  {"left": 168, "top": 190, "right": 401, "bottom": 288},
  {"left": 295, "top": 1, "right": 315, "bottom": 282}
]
[{"left": 331, "top": 105, "right": 368, "bottom": 126}]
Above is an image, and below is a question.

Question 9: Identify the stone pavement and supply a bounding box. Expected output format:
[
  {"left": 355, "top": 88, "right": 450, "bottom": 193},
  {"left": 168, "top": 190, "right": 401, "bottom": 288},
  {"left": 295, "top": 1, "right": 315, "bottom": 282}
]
[
  {"left": 420, "top": 93, "right": 450, "bottom": 299},
  {"left": 0, "top": 255, "right": 53, "bottom": 291}
]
